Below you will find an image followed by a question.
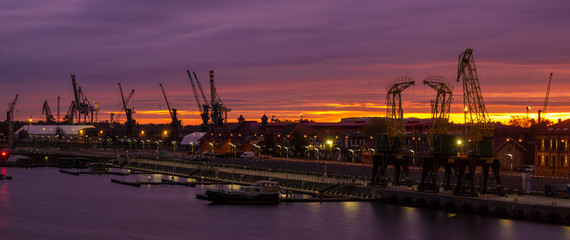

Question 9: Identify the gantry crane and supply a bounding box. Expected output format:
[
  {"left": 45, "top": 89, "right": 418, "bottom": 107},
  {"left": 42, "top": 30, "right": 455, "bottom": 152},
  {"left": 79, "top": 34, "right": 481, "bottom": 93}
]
[
  {"left": 71, "top": 74, "right": 94, "bottom": 124},
  {"left": 456, "top": 48, "right": 501, "bottom": 196},
  {"left": 418, "top": 76, "right": 456, "bottom": 192},
  {"left": 118, "top": 83, "right": 135, "bottom": 138},
  {"left": 159, "top": 83, "right": 181, "bottom": 141},
  {"left": 114, "top": 89, "right": 135, "bottom": 123},
  {"left": 372, "top": 77, "right": 414, "bottom": 187},
  {"left": 6, "top": 94, "right": 18, "bottom": 146},
  {"left": 209, "top": 70, "right": 230, "bottom": 126},
  {"left": 42, "top": 101, "right": 56, "bottom": 124},
  {"left": 186, "top": 70, "right": 210, "bottom": 128},
  {"left": 538, "top": 73, "right": 553, "bottom": 123}
]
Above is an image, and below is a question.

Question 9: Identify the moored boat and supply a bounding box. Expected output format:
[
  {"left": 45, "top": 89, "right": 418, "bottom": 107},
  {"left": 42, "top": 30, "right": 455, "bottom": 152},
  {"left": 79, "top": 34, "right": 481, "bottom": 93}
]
[{"left": 201, "top": 180, "right": 280, "bottom": 204}]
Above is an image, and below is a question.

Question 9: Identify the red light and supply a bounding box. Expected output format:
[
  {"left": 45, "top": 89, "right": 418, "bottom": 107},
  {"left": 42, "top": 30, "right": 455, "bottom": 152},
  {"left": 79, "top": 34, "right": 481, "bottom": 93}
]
[{"left": 1, "top": 152, "right": 6, "bottom": 157}]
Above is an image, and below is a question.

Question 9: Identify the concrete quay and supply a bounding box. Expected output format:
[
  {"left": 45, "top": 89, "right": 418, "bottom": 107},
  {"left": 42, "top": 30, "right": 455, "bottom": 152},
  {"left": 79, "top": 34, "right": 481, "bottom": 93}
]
[{"left": 121, "top": 158, "right": 570, "bottom": 224}]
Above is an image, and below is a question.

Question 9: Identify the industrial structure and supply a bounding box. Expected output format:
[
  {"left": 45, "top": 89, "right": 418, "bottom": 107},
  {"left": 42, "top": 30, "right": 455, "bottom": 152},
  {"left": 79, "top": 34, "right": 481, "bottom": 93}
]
[
  {"left": 456, "top": 48, "right": 501, "bottom": 196},
  {"left": 538, "top": 73, "right": 554, "bottom": 123},
  {"left": 159, "top": 83, "right": 181, "bottom": 141},
  {"left": 418, "top": 76, "right": 456, "bottom": 192},
  {"left": 372, "top": 77, "right": 415, "bottom": 187},
  {"left": 113, "top": 89, "right": 134, "bottom": 124},
  {"left": 70, "top": 74, "right": 95, "bottom": 124},
  {"left": 186, "top": 70, "right": 230, "bottom": 129},
  {"left": 187, "top": 70, "right": 210, "bottom": 129},
  {"left": 5, "top": 94, "right": 18, "bottom": 146},
  {"left": 118, "top": 83, "right": 135, "bottom": 138},
  {"left": 42, "top": 101, "right": 56, "bottom": 124}
]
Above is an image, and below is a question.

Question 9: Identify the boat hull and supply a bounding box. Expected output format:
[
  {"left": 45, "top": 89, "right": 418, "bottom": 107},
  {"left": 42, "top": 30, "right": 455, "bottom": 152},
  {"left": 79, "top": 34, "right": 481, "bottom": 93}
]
[{"left": 204, "top": 190, "right": 279, "bottom": 204}]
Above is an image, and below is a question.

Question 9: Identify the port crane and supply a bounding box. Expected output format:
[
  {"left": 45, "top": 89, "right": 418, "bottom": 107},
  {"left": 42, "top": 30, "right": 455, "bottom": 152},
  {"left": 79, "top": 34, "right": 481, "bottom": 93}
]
[
  {"left": 187, "top": 70, "right": 210, "bottom": 128},
  {"left": 71, "top": 74, "right": 95, "bottom": 124},
  {"left": 42, "top": 101, "right": 56, "bottom": 124},
  {"left": 61, "top": 101, "right": 76, "bottom": 124},
  {"left": 5, "top": 94, "right": 18, "bottom": 146},
  {"left": 456, "top": 48, "right": 501, "bottom": 196},
  {"left": 209, "top": 70, "right": 231, "bottom": 126},
  {"left": 418, "top": 76, "right": 456, "bottom": 192},
  {"left": 538, "top": 73, "right": 553, "bottom": 123},
  {"left": 114, "top": 89, "right": 135, "bottom": 123},
  {"left": 159, "top": 83, "right": 181, "bottom": 141},
  {"left": 372, "top": 77, "right": 414, "bottom": 187},
  {"left": 118, "top": 83, "right": 135, "bottom": 138}
]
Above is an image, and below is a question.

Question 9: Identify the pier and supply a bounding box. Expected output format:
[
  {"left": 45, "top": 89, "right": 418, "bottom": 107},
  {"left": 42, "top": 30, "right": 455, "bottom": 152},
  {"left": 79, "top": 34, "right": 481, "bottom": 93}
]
[{"left": 111, "top": 158, "right": 570, "bottom": 224}]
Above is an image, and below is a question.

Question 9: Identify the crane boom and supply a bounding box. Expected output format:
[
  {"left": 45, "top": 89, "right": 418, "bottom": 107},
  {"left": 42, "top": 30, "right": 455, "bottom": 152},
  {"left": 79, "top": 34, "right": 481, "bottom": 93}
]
[
  {"left": 159, "top": 84, "right": 174, "bottom": 119},
  {"left": 42, "top": 101, "right": 56, "bottom": 123},
  {"left": 386, "top": 76, "right": 415, "bottom": 151},
  {"left": 457, "top": 48, "right": 493, "bottom": 156},
  {"left": 541, "top": 73, "right": 553, "bottom": 122},
  {"left": 186, "top": 70, "right": 203, "bottom": 112},
  {"left": 159, "top": 83, "right": 180, "bottom": 140},
  {"left": 193, "top": 71, "right": 209, "bottom": 104},
  {"left": 6, "top": 94, "right": 18, "bottom": 122},
  {"left": 115, "top": 89, "right": 134, "bottom": 122},
  {"left": 423, "top": 76, "right": 453, "bottom": 146},
  {"left": 118, "top": 83, "right": 134, "bottom": 137}
]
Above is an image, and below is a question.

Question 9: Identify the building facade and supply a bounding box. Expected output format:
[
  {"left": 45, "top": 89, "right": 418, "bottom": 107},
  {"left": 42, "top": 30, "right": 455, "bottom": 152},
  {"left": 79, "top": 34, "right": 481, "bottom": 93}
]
[{"left": 534, "top": 120, "right": 570, "bottom": 176}]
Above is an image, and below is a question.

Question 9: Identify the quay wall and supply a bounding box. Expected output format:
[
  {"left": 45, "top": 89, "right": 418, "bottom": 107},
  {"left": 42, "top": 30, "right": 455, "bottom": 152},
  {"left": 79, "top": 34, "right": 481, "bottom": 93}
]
[{"left": 123, "top": 159, "right": 570, "bottom": 225}]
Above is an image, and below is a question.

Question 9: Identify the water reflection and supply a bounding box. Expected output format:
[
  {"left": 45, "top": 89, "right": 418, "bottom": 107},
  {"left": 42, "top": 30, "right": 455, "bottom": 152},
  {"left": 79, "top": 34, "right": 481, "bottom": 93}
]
[{"left": 0, "top": 168, "right": 568, "bottom": 240}]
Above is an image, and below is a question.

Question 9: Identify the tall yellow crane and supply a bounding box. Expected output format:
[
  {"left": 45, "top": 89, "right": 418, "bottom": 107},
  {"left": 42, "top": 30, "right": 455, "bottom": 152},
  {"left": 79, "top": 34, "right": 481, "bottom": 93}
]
[
  {"left": 456, "top": 48, "right": 501, "bottom": 196},
  {"left": 419, "top": 76, "right": 456, "bottom": 192},
  {"left": 372, "top": 77, "right": 415, "bottom": 187}
]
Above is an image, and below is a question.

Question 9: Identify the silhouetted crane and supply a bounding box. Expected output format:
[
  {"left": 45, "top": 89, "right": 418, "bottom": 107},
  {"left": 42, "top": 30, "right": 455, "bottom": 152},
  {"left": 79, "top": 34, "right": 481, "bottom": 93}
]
[
  {"left": 159, "top": 84, "right": 181, "bottom": 141},
  {"left": 118, "top": 83, "right": 135, "bottom": 138},
  {"left": 42, "top": 101, "right": 56, "bottom": 124}
]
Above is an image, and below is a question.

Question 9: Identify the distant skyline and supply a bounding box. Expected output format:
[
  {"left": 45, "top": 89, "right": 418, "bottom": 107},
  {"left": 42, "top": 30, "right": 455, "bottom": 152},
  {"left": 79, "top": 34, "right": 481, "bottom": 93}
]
[{"left": 2, "top": 0, "right": 570, "bottom": 125}]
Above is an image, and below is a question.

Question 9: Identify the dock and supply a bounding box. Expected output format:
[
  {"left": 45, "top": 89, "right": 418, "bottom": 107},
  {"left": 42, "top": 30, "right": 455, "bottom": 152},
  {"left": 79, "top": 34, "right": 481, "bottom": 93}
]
[{"left": 60, "top": 169, "right": 130, "bottom": 176}]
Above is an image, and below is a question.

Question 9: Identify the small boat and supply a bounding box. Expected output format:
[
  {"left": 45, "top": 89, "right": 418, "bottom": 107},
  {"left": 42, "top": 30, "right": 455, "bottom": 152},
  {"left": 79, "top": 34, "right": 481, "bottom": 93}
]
[{"left": 201, "top": 181, "right": 280, "bottom": 204}]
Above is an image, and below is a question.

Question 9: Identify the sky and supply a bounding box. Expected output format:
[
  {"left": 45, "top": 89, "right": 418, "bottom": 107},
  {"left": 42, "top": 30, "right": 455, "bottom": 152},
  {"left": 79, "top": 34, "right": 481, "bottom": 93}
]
[{"left": 2, "top": 0, "right": 570, "bottom": 125}]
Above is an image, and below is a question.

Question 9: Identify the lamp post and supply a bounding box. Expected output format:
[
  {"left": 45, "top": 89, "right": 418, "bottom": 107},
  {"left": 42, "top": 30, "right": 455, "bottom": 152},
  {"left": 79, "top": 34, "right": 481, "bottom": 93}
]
[
  {"left": 326, "top": 140, "right": 333, "bottom": 160},
  {"left": 283, "top": 147, "right": 289, "bottom": 159},
  {"left": 315, "top": 148, "right": 319, "bottom": 161},
  {"left": 253, "top": 144, "right": 261, "bottom": 158},
  {"left": 229, "top": 143, "right": 236, "bottom": 157},
  {"left": 276, "top": 145, "right": 282, "bottom": 157}
]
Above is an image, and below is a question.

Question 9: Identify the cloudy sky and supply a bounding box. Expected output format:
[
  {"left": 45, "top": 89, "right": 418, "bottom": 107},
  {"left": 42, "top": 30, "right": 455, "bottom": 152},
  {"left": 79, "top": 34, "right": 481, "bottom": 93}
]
[{"left": 2, "top": 0, "right": 570, "bottom": 125}]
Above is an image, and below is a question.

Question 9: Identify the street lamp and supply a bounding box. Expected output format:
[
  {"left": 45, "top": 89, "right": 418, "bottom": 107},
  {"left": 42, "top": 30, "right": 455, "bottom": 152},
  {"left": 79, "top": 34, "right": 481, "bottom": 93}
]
[
  {"left": 253, "top": 144, "right": 261, "bottom": 158},
  {"left": 283, "top": 147, "right": 289, "bottom": 159},
  {"left": 276, "top": 145, "right": 282, "bottom": 157},
  {"left": 229, "top": 143, "right": 236, "bottom": 157}
]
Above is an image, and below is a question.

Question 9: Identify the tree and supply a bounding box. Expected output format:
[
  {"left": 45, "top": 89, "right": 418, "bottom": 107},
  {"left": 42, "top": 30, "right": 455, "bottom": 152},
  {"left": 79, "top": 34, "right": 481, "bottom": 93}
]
[
  {"left": 507, "top": 115, "right": 551, "bottom": 128},
  {"left": 55, "top": 127, "right": 65, "bottom": 140},
  {"left": 18, "top": 129, "right": 29, "bottom": 139},
  {"left": 362, "top": 117, "right": 388, "bottom": 137}
]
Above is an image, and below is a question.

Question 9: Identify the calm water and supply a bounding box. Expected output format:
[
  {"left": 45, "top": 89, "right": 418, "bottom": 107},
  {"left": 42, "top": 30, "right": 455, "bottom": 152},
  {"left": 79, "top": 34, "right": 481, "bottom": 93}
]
[{"left": 0, "top": 167, "right": 569, "bottom": 240}]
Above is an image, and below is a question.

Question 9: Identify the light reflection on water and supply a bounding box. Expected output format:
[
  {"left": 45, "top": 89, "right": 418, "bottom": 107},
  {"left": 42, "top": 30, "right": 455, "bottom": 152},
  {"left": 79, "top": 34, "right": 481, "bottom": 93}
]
[{"left": 0, "top": 167, "right": 568, "bottom": 240}]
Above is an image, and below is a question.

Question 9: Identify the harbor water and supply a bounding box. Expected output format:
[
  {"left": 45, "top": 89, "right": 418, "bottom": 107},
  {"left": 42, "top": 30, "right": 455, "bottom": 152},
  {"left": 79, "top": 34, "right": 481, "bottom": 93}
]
[{"left": 1, "top": 167, "right": 569, "bottom": 240}]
